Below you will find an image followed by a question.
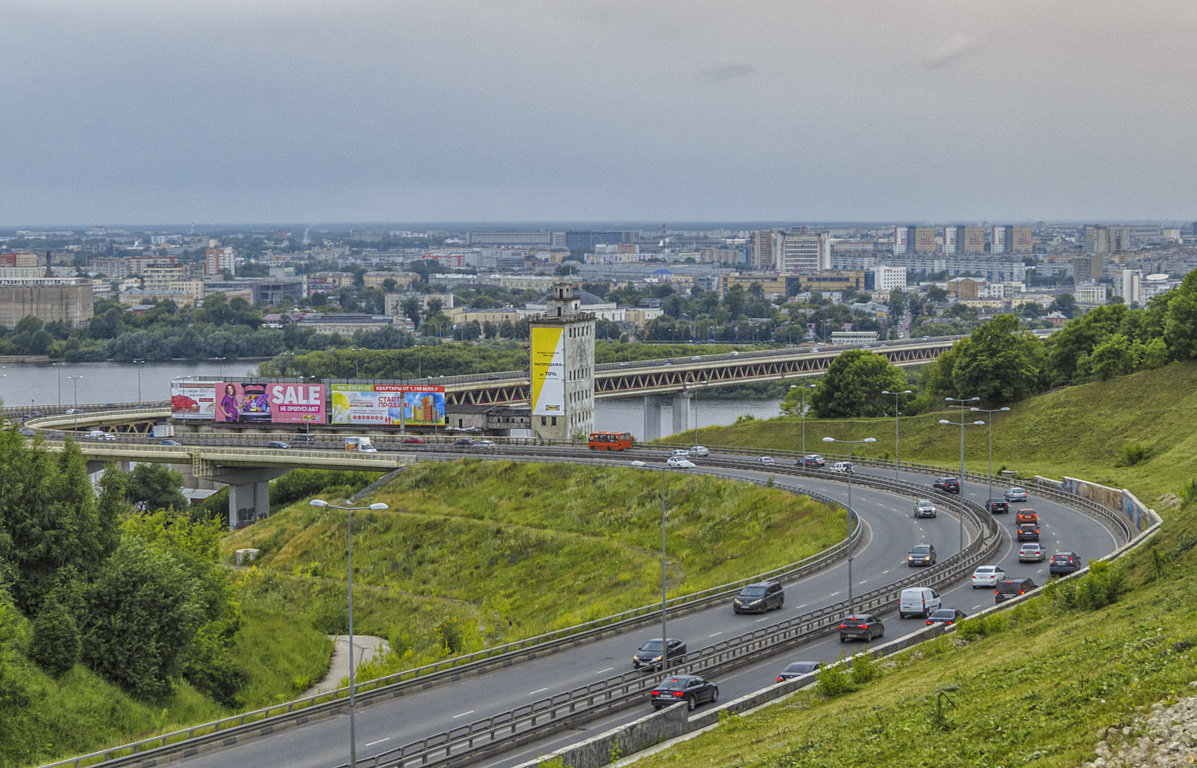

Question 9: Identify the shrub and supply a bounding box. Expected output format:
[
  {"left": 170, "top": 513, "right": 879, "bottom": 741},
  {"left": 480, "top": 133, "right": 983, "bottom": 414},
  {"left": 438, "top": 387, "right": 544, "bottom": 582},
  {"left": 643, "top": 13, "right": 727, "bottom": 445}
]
[
  {"left": 1073, "top": 561, "right": 1125, "bottom": 611},
  {"left": 1179, "top": 478, "right": 1197, "bottom": 505},
  {"left": 1120, "top": 441, "right": 1150, "bottom": 466},
  {"left": 28, "top": 597, "right": 79, "bottom": 677},
  {"left": 955, "top": 616, "right": 986, "bottom": 641},
  {"left": 816, "top": 660, "right": 854, "bottom": 698},
  {"left": 850, "top": 652, "right": 879, "bottom": 685}
]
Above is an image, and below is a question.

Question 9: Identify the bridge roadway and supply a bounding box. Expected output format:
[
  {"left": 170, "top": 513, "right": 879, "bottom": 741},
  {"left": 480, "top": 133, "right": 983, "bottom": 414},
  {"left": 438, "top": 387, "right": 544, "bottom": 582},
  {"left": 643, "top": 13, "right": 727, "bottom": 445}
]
[{"left": 142, "top": 448, "right": 1117, "bottom": 768}]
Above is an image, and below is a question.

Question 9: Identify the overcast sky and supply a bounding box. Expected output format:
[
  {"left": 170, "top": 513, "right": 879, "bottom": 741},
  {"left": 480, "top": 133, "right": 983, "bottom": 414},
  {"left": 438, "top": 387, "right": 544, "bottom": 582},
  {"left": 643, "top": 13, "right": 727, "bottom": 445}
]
[{"left": 3, "top": 0, "right": 1195, "bottom": 226}]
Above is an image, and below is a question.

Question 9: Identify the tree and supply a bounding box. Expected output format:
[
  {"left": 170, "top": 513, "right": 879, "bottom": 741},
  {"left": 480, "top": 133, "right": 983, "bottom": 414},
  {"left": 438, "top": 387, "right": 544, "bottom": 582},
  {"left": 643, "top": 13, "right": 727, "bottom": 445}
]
[
  {"left": 942, "top": 315, "right": 1043, "bottom": 405},
  {"left": 1085, "top": 333, "right": 1135, "bottom": 380},
  {"left": 1049, "top": 293, "right": 1078, "bottom": 318},
  {"left": 124, "top": 464, "right": 188, "bottom": 511},
  {"left": 1163, "top": 269, "right": 1197, "bottom": 360},
  {"left": 811, "top": 349, "right": 909, "bottom": 418},
  {"left": 80, "top": 538, "right": 202, "bottom": 699},
  {"left": 887, "top": 288, "right": 907, "bottom": 317},
  {"left": 925, "top": 286, "right": 948, "bottom": 302},
  {"left": 28, "top": 594, "right": 79, "bottom": 676},
  {"left": 401, "top": 298, "right": 422, "bottom": 329}
]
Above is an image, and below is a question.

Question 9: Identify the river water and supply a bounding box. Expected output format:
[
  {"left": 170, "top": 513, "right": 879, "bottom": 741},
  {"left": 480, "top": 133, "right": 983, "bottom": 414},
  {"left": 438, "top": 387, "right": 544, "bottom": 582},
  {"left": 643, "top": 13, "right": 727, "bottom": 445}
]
[{"left": 0, "top": 360, "right": 781, "bottom": 440}]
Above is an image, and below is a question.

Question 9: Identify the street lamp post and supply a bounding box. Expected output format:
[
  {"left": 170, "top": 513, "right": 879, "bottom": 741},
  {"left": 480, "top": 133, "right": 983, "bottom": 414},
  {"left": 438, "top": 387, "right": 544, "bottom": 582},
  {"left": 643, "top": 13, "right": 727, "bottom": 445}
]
[
  {"left": 822, "top": 435, "right": 876, "bottom": 613},
  {"left": 659, "top": 465, "right": 668, "bottom": 671},
  {"left": 134, "top": 360, "right": 146, "bottom": 402},
  {"left": 881, "top": 389, "right": 913, "bottom": 483},
  {"left": 308, "top": 499, "right": 390, "bottom": 768},
  {"left": 971, "top": 406, "right": 1010, "bottom": 504},
  {"left": 790, "top": 383, "right": 816, "bottom": 468},
  {"left": 68, "top": 376, "right": 83, "bottom": 430},
  {"left": 55, "top": 362, "right": 66, "bottom": 406},
  {"left": 692, "top": 380, "right": 707, "bottom": 452},
  {"left": 938, "top": 407, "right": 986, "bottom": 555}
]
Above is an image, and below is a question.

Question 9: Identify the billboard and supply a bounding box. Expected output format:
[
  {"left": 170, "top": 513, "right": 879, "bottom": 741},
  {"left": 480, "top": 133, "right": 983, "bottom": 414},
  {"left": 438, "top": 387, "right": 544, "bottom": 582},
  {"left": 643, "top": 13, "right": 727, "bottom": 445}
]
[
  {"left": 330, "top": 384, "right": 445, "bottom": 426},
  {"left": 214, "top": 382, "right": 326, "bottom": 424},
  {"left": 171, "top": 380, "right": 220, "bottom": 420},
  {"left": 530, "top": 325, "right": 565, "bottom": 416}
]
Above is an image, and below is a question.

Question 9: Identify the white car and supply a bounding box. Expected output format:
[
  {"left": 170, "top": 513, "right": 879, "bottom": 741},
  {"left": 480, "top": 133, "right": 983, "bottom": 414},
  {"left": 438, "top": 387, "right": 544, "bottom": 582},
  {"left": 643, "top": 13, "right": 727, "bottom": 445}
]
[
  {"left": 630, "top": 460, "right": 647, "bottom": 467},
  {"left": 689, "top": 446, "right": 710, "bottom": 457},
  {"left": 1018, "top": 543, "right": 1046, "bottom": 563},
  {"left": 667, "top": 456, "right": 696, "bottom": 469},
  {"left": 970, "top": 565, "right": 1006, "bottom": 588},
  {"left": 757, "top": 456, "right": 775, "bottom": 465},
  {"left": 830, "top": 461, "right": 854, "bottom": 473},
  {"left": 671, "top": 449, "right": 691, "bottom": 457},
  {"left": 85, "top": 430, "right": 116, "bottom": 441}
]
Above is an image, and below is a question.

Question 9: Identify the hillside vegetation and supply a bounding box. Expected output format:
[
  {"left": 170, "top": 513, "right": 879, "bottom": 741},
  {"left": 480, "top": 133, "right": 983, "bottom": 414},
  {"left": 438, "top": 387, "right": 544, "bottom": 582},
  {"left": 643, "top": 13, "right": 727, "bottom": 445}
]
[
  {"left": 681, "top": 360, "right": 1197, "bottom": 504},
  {"left": 223, "top": 460, "right": 843, "bottom": 682},
  {"left": 624, "top": 363, "right": 1197, "bottom": 768}
]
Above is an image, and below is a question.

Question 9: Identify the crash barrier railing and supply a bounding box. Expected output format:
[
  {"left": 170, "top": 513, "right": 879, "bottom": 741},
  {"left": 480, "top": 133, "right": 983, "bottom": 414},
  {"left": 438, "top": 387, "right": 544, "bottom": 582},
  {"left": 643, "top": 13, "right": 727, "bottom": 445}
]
[
  {"left": 340, "top": 475, "right": 998, "bottom": 768},
  {"left": 39, "top": 442, "right": 1121, "bottom": 768},
  {"left": 39, "top": 461, "right": 870, "bottom": 768}
]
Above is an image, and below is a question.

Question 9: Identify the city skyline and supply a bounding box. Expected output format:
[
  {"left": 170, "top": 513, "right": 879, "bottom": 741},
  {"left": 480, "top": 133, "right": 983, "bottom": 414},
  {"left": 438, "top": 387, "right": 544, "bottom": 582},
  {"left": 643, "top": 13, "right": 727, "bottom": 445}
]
[{"left": 3, "top": 1, "right": 1195, "bottom": 225}]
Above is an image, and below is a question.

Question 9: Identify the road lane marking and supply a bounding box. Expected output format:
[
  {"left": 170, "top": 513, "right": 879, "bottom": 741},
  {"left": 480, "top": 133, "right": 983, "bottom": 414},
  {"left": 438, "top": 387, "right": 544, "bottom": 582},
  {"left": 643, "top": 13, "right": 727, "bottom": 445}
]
[
  {"left": 881, "top": 568, "right": 891, "bottom": 575},
  {"left": 755, "top": 617, "right": 770, "bottom": 622},
  {"left": 453, "top": 710, "right": 475, "bottom": 719},
  {"left": 827, "top": 590, "right": 841, "bottom": 597},
  {"left": 528, "top": 687, "right": 549, "bottom": 696},
  {"left": 595, "top": 666, "right": 614, "bottom": 674},
  {"left": 365, "top": 738, "right": 391, "bottom": 747},
  {"left": 707, "top": 631, "right": 723, "bottom": 637}
]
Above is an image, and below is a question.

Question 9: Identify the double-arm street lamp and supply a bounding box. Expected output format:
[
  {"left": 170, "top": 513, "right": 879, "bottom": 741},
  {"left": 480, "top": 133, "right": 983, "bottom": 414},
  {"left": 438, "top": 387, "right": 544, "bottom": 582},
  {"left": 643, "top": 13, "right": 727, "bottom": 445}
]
[
  {"left": 790, "top": 383, "right": 816, "bottom": 468},
  {"left": 309, "top": 499, "right": 390, "bottom": 768},
  {"left": 822, "top": 435, "right": 876, "bottom": 613},
  {"left": 970, "top": 406, "right": 1010, "bottom": 504},
  {"left": 939, "top": 399, "right": 985, "bottom": 555},
  {"left": 880, "top": 389, "right": 913, "bottom": 483}
]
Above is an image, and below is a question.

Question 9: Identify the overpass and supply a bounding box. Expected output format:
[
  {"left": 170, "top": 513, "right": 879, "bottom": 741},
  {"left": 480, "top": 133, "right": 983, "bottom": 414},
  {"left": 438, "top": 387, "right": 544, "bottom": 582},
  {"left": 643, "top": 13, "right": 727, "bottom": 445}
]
[{"left": 428, "top": 336, "right": 956, "bottom": 439}]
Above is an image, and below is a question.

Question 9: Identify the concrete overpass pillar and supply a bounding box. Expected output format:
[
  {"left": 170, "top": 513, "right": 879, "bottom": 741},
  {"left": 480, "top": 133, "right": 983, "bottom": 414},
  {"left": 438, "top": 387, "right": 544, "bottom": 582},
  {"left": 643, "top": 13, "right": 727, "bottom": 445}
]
[
  {"left": 202, "top": 467, "right": 288, "bottom": 530},
  {"left": 643, "top": 395, "right": 663, "bottom": 442},
  {"left": 670, "top": 393, "right": 691, "bottom": 436}
]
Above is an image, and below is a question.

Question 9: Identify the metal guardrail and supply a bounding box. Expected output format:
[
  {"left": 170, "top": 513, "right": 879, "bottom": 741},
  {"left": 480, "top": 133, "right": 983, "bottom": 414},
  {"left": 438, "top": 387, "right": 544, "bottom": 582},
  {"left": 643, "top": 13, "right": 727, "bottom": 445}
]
[
  {"left": 38, "top": 461, "right": 866, "bottom": 768},
  {"left": 40, "top": 438, "right": 1125, "bottom": 768}
]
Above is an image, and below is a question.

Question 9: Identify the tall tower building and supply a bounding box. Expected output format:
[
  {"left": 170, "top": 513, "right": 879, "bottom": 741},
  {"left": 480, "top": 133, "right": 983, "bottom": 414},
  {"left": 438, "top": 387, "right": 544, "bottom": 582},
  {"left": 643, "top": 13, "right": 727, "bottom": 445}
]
[
  {"left": 893, "top": 226, "right": 910, "bottom": 255},
  {"left": 913, "top": 227, "right": 937, "bottom": 253},
  {"left": 750, "top": 230, "right": 779, "bottom": 271},
  {"left": 528, "top": 284, "right": 595, "bottom": 443},
  {"left": 991, "top": 226, "right": 1007, "bottom": 254},
  {"left": 963, "top": 227, "right": 986, "bottom": 253},
  {"left": 943, "top": 226, "right": 960, "bottom": 254},
  {"left": 205, "top": 246, "right": 236, "bottom": 277},
  {"left": 782, "top": 230, "right": 826, "bottom": 273}
]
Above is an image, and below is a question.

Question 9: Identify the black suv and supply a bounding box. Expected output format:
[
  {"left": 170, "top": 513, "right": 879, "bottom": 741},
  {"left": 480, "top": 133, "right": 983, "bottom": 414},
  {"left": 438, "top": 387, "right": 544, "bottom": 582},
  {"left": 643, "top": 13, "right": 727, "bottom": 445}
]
[
  {"left": 994, "top": 577, "right": 1037, "bottom": 604},
  {"left": 985, "top": 499, "right": 1009, "bottom": 514},
  {"left": 934, "top": 477, "right": 960, "bottom": 494},
  {"left": 1016, "top": 523, "right": 1040, "bottom": 542},
  {"left": 732, "top": 580, "right": 785, "bottom": 614},
  {"left": 1049, "top": 551, "right": 1083, "bottom": 576}
]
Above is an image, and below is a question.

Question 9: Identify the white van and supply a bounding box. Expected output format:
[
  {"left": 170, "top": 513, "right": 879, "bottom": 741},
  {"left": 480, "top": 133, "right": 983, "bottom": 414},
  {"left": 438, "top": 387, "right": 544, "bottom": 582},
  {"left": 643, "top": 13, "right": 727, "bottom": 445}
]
[
  {"left": 831, "top": 461, "right": 854, "bottom": 474},
  {"left": 898, "top": 587, "right": 941, "bottom": 619}
]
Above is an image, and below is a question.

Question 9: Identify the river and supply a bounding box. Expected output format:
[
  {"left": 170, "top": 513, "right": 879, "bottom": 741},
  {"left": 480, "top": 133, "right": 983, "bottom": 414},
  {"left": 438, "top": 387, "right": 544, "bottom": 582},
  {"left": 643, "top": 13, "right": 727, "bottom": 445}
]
[{"left": 0, "top": 361, "right": 781, "bottom": 440}]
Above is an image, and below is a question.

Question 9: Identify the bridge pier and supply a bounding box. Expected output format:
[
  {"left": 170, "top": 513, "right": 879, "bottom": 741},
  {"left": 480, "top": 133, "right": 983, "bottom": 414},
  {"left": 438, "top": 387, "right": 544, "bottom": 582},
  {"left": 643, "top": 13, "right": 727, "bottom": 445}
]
[
  {"left": 191, "top": 464, "right": 289, "bottom": 530},
  {"left": 642, "top": 393, "right": 691, "bottom": 442}
]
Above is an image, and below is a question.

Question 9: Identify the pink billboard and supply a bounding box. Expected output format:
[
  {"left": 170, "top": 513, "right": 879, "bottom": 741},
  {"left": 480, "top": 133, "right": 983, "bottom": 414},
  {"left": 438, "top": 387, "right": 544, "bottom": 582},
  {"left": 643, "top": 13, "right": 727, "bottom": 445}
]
[{"left": 214, "top": 382, "right": 326, "bottom": 425}]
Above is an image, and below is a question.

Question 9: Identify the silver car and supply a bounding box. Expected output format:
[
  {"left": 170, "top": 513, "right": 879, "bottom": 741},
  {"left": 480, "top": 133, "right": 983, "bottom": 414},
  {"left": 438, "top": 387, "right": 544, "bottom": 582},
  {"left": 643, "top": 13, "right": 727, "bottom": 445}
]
[
  {"left": 913, "top": 499, "right": 937, "bottom": 518},
  {"left": 1018, "top": 543, "right": 1046, "bottom": 563}
]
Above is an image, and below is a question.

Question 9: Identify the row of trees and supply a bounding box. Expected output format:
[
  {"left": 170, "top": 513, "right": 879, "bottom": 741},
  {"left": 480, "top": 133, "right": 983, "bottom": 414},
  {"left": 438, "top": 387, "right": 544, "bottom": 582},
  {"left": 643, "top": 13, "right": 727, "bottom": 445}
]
[
  {"left": 785, "top": 268, "right": 1197, "bottom": 418},
  {"left": 0, "top": 432, "right": 242, "bottom": 703}
]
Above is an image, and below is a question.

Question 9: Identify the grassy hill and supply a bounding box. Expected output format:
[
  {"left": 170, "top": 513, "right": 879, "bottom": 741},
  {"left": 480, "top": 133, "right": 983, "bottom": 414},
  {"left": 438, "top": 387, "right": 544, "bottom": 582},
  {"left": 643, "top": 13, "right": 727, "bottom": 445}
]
[
  {"left": 614, "top": 363, "right": 1197, "bottom": 768},
  {"left": 678, "top": 361, "right": 1197, "bottom": 505},
  {"left": 222, "top": 460, "right": 844, "bottom": 683}
]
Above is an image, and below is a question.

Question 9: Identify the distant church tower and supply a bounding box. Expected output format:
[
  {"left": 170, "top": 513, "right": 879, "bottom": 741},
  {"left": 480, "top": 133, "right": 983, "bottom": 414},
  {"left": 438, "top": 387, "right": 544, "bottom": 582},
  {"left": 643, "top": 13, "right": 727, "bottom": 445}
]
[{"left": 528, "top": 284, "right": 595, "bottom": 443}]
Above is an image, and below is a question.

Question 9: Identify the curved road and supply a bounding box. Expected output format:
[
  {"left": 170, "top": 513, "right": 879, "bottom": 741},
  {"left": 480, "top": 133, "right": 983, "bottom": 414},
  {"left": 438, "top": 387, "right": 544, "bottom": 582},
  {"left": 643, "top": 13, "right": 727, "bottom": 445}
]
[{"left": 164, "top": 453, "right": 1117, "bottom": 768}]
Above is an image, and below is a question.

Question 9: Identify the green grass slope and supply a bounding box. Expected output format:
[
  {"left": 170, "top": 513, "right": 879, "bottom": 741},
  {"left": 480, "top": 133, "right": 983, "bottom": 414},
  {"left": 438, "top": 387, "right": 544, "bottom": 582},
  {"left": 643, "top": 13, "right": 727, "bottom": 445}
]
[
  {"left": 680, "top": 361, "right": 1197, "bottom": 504},
  {"left": 612, "top": 363, "right": 1197, "bottom": 768},
  {"left": 223, "top": 460, "right": 844, "bottom": 684}
]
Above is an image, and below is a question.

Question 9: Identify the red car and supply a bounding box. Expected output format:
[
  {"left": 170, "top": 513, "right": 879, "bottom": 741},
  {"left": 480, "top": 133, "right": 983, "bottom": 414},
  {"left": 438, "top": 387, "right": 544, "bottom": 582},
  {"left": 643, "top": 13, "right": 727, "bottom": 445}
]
[
  {"left": 401, "top": 436, "right": 426, "bottom": 444},
  {"left": 1016, "top": 508, "right": 1038, "bottom": 524}
]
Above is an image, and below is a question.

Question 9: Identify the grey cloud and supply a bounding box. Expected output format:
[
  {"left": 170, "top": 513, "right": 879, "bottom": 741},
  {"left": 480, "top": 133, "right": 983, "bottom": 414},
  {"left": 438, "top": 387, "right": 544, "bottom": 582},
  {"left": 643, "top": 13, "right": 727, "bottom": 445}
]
[
  {"left": 698, "top": 62, "right": 757, "bottom": 82},
  {"left": 924, "top": 33, "right": 978, "bottom": 69}
]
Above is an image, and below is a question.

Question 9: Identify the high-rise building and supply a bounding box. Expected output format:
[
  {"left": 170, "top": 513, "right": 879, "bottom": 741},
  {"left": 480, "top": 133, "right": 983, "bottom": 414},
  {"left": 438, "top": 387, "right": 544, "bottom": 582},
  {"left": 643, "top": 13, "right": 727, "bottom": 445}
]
[
  {"left": 205, "top": 246, "right": 236, "bottom": 277},
  {"left": 942, "top": 226, "right": 960, "bottom": 254},
  {"left": 782, "top": 230, "right": 828, "bottom": 273},
  {"left": 991, "top": 226, "right": 1007, "bottom": 254},
  {"left": 893, "top": 226, "right": 910, "bottom": 255},
  {"left": 963, "top": 227, "right": 986, "bottom": 253},
  {"left": 750, "top": 230, "right": 779, "bottom": 271},
  {"left": 913, "top": 227, "right": 937, "bottom": 253},
  {"left": 1084, "top": 225, "right": 1110, "bottom": 254},
  {"left": 1072, "top": 253, "right": 1105, "bottom": 282},
  {"left": 1115, "top": 269, "right": 1143, "bottom": 305},
  {"left": 1011, "top": 227, "right": 1033, "bottom": 253}
]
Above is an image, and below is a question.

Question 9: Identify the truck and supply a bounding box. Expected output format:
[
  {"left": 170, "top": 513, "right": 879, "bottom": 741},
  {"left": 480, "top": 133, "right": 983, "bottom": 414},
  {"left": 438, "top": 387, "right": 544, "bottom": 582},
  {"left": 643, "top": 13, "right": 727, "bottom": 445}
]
[
  {"left": 151, "top": 424, "right": 175, "bottom": 438},
  {"left": 344, "top": 436, "right": 377, "bottom": 453}
]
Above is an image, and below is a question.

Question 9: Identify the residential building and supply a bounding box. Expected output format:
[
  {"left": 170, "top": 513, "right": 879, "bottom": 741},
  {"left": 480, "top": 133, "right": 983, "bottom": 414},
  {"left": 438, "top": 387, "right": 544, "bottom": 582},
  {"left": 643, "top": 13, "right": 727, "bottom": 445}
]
[
  {"left": 963, "top": 227, "right": 986, "bottom": 253},
  {"left": 204, "top": 246, "right": 236, "bottom": 277},
  {"left": 1074, "top": 282, "right": 1108, "bottom": 305},
  {"left": 1115, "top": 269, "right": 1143, "bottom": 305}
]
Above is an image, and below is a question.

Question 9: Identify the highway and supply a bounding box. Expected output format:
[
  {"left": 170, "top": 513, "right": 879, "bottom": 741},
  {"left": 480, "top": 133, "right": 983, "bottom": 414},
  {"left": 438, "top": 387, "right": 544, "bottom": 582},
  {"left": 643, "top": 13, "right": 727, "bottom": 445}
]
[{"left": 159, "top": 452, "right": 1119, "bottom": 768}]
